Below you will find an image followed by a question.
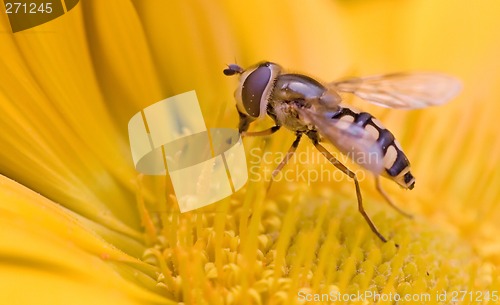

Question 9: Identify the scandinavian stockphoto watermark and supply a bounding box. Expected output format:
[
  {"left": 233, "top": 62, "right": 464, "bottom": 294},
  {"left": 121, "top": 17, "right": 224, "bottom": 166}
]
[
  {"left": 128, "top": 91, "right": 248, "bottom": 213},
  {"left": 248, "top": 146, "right": 379, "bottom": 185}
]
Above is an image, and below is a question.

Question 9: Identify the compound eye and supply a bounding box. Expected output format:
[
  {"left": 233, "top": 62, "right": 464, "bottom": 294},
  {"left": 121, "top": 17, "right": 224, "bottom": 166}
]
[{"left": 242, "top": 66, "right": 271, "bottom": 117}]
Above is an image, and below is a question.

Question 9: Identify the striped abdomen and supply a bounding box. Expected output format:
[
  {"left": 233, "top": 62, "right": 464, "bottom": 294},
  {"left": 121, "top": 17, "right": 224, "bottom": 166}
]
[{"left": 331, "top": 106, "right": 415, "bottom": 189}]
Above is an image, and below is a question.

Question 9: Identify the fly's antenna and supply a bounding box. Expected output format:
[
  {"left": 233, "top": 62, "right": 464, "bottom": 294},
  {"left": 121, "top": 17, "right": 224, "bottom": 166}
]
[{"left": 223, "top": 63, "right": 244, "bottom": 76}]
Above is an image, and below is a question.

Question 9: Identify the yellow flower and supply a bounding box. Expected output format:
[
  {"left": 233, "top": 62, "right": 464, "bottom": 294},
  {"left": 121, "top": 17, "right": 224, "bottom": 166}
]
[{"left": 1, "top": 0, "right": 499, "bottom": 304}]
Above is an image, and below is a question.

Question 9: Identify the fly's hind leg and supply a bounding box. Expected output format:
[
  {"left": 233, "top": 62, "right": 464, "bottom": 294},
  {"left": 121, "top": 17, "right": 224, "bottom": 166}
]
[
  {"left": 307, "top": 131, "right": 391, "bottom": 245},
  {"left": 375, "top": 176, "right": 413, "bottom": 219}
]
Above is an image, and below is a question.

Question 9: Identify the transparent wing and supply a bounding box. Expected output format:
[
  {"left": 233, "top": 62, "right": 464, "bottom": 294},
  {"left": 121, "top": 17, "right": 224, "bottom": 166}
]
[
  {"left": 297, "top": 107, "right": 384, "bottom": 174},
  {"left": 328, "top": 72, "right": 462, "bottom": 109}
]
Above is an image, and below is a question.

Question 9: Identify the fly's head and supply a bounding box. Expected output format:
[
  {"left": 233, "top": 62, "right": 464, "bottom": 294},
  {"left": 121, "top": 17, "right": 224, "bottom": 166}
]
[{"left": 224, "top": 61, "right": 282, "bottom": 119}]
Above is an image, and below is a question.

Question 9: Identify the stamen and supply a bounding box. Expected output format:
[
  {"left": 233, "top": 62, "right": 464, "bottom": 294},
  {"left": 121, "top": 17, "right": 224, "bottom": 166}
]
[{"left": 134, "top": 174, "right": 158, "bottom": 245}]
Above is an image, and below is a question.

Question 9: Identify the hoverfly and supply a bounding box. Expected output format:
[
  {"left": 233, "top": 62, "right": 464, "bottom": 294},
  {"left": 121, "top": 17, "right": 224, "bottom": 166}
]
[{"left": 223, "top": 62, "right": 461, "bottom": 244}]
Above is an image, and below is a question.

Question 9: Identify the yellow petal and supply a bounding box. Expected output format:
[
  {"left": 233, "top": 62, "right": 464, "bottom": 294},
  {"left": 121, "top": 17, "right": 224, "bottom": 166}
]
[
  {"left": 0, "top": 174, "right": 172, "bottom": 305},
  {"left": 0, "top": 4, "right": 150, "bottom": 236}
]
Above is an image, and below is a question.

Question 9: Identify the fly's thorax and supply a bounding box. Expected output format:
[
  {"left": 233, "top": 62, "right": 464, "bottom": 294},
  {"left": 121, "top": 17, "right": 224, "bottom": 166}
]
[
  {"left": 267, "top": 100, "right": 312, "bottom": 132},
  {"left": 264, "top": 73, "right": 341, "bottom": 132},
  {"left": 273, "top": 73, "right": 341, "bottom": 107},
  {"left": 273, "top": 74, "right": 326, "bottom": 100},
  {"left": 234, "top": 62, "right": 282, "bottom": 119}
]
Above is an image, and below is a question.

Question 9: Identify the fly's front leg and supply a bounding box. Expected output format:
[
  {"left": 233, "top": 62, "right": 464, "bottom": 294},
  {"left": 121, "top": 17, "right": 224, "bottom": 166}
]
[
  {"left": 307, "top": 132, "right": 392, "bottom": 245},
  {"left": 243, "top": 126, "right": 281, "bottom": 137},
  {"left": 237, "top": 107, "right": 280, "bottom": 137},
  {"left": 237, "top": 108, "right": 254, "bottom": 133}
]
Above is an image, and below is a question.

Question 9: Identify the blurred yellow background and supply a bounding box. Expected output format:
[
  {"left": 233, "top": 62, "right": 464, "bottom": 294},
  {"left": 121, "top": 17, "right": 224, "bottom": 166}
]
[{"left": 1, "top": 0, "right": 500, "bottom": 304}]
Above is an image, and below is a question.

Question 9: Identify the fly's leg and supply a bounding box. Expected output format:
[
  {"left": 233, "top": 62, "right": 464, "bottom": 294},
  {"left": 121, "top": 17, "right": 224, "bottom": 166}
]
[
  {"left": 237, "top": 108, "right": 254, "bottom": 133},
  {"left": 243, "top": 126, "right": 281, "bottom": 137},
  {"left": 307, "top": 131, "right": 391, "bottom": 245},
  {"left": 375, "top": 176, "right": 413, "bottom": 219},
  {"left": 237, "top": 107, "right": 280, "bottom": 136},
  {"left": 272, "top": 133, "right": 302, "bottom": 178},
  {"left": 266, "top": 133, "right": 302, "bottom": 191}
]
